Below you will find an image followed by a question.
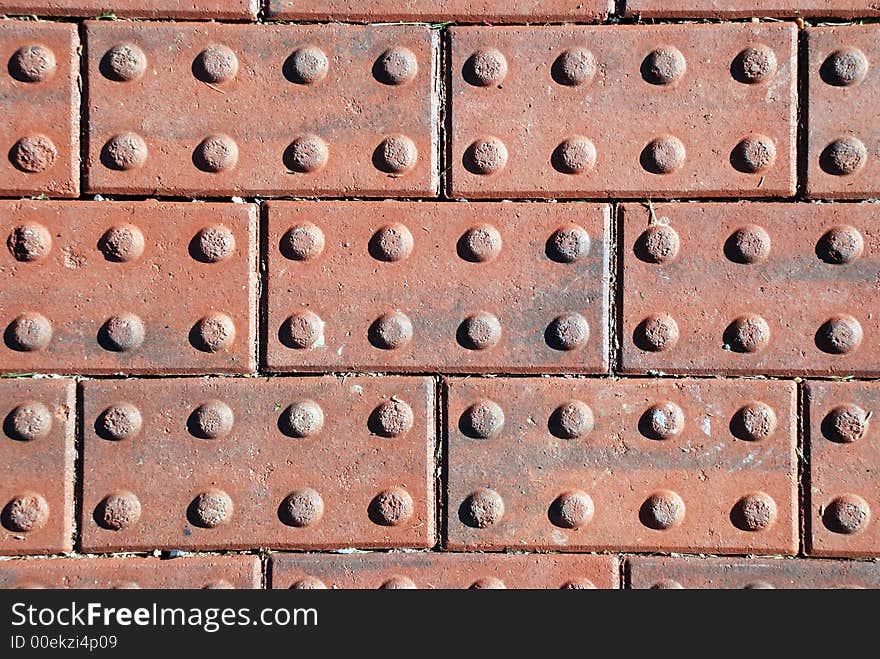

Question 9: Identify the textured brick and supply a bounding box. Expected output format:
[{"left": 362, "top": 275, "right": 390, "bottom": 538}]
[
  {"left": 1, "top": 378, "right": 74, "bottom": 556},
  {"left": 624, "top": 1, "right": 878, "bottom": 18},
  {"left": 0, "top": 1, "right": 257, "bottom": 18},
  {"left": 80, "top": 376, "right": 436, "bottom": 552},
  {"left": 449, "top": 24, "right": 796, "bottom": 199},
  {"left": 0, "top": 20, "right": 79, "bottom": 197},
  {"left": 621, "top": 202, "right": 880, "bottom": 376},
  {"left": 0, "top": 200, "right": 256, "bottom": 375},
  {"left": 807, "top": 381, "right": 880, "bottom": 558},
  {"left": 270, "top": 552, "right": 619, "bottom": 589},
  {"left": 446, "top": 377, "right": 797, "bottom": 555},
  {"left": 0, "top": 555, "right": 261, "bottom": 589},
  {"left": 85, "top": 22, "right": 439, "bottom": 198},
  {"left": 265, "top": 201, "right": 609, "bottom": 374}
]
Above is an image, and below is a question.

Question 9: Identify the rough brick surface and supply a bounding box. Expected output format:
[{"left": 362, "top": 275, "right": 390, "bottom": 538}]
[
  {"left": 265, "top": 201, "right": 610, "bottom": 374},
  {"left": 270, "top": 552, "right": 619, "bottom": 589},
  {"left": 0, "top": 200, "right": 257, "bottom": 375},
  {"left": 1, "top": 378, "right": 75, "bottom": 556},
  {"left": 624, "top": 1, "right": 879, "bottom": 18},
  {"left": 0, "top": 0, "right": 258, "bottom": 18},
  {"left": 446, "top": 377, "right": 798, "bottom": 555}
]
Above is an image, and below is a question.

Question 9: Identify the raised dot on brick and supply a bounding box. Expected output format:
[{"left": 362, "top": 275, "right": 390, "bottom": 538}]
[
  {"left": 458, "top": 224, "right": 502, "bottom": 263},
  {"left": 547, "top": 225, "right": 590, "bottom": 263},
  {"left": 553, "top": 48, "right": 596, "bottom": 86},
  {"left": 546, "top": 312, "right": 589, "bottom": 351},
  {"left": 102, "top": 43, "right": 147, "bottom": 82},
  {"left": 10, "top": 44, "right": 56, "bottom": 83},
  {"left": 642, "top": 46, "right": 686, "bottom": 85},
  {"left": 97, "top": 491, "right": 141, "bottom": 531},
  {"left": 370, "top": 223, "right": 413, "bottom": 262},
  {"left": 189, "top": 400, "right": 234, "bottom": 439},
  {"left": 280, "top": 310, "right": 324, "bottom": 349},
  {"left": 7, "top": 223, "right": 51, "bottom": 262},
  {"left": 380, "top": 576, "right": 416, "bottom": 589},
  {"left": 725, "top": 314, "right": 771, "bottom": 353},
  {"left": 460, "top": 399, "right": 505, "bottom": 439},
  {"left": 11, "top": 135, "right": 57, "bottom": 173},
  {"left": 370, "top": 399, "right": 414, "bottom": 438},
  {"left": 820, "top": 137, "right": 867, "bottom": 176},
  {"left": 731, "top": 492, "right": 777, "bottom": 532},
  {"left": 553, "top": 137, "right": 597, "bottom": 175},
  {"left": 731, "top": 135, "right": 777, "bottom": 174},
  {"left": 190, "top": 489, "right": 233, "bottom": 528},
  {"left": 102, "top": 133, "right": 148, "bottom": 171},
  {"left": 281, "top": 222, "right": 325, "bottom": 261},
  {"left": 816, "top": 315, "right": 862, "bottom": 354},
  {"left": 640, "top": 490, "right": 686, "bottom": 530},
  {"left": 635, "top": 313, "right": 679, "bottom": 352},
  {"left": 549, "top": 400, "right": 594, "bottom": 439},
  {"left": 464, "top": 137, "right": 508, "bottom": 175},
  {"left": 636, "top": 225, "right": 680, "bottom": 264},
  {"left": 370, "top": 487, "right": 414, "bottom": 526},
  {"left": 194, "top": 134, "right": 238, "bottom": 173},
  {"left": 280, "top": 400, "right": 324, "bottom": 438},
  {"left": 732, "top": 45, "right": 778, "bottom": 84},
  {"left": 374, "top": 135, "right": 417, "bottom": 174},
  {"left": 99, "top": 313, "right": 145, "bottom": 352},
  {"left": 561, "top": 579, "right": 596, "bottom": 590},
  {"left": 464, "top": 49, "right": 507, "bottom": 87},
  {"left": 822, "top": 404, "right": 869, "bottom": 443},
  {"left": 375, "top": 47, "right": 418, "bottom": 85},
  {"left": 191, "top": 313, "right": 236, "bottom": 353},
  {"left": 285, "top": 135, "right": 329, "bottom": 174},
  {"left": 641, "top": 401, "right": 685, "bottom": 440},
  {"left": 5, "top": 402, "right": 52, "bottom": 441},
  {"left": 193, "top": 45, "right": 238, "bottom": 84},
  {"left": 460, "top": 488, "right": 504, "bottom": 528},
  {"left": 286, "top": 46, "right": 329, "bottom": 85},
  {"left": 823, "top": 493, "right": 871, "bottom": 534},
  {"left": 99, "top": 224, "right": 145, "bottom": 262},
  {"left": 281, "top": 488, "right": 324, "bottom": 527},
  {"left": 193, "top": 225, "right": 235, "bottom": 263},
  {"left": 458, "top": 311, "right": 501, "bottom": 350},
  {"left": 291, "top": 577, "right": 327, "bottom": 590},
  {"left": 369, "top": 311, "right": 413, "bottom": 350},
  {"left": 817, "top": 225, "right": 864, "bottom": 264},
  {"left": 549, "top": 490, "right": 594, "bottom": 529},
  {"left": 641, "top": 136, "right": 685, "bottom": 174},
  {"left": 651, "top": 579, "right": 685, "bottom": 589},
  {"left": 6, "top": 312, "right": 52, "bottom": 352},
  {"left": 2, "top": 492, "right": 49, "bottom": 532},
  {"left": 470, "top": 577, "right": 506, "bottom": 589},
  {"left": 726, "top": 224, "right": 771, "bottom": 263},
  {"left": 96, "top": 403, "right": 142, "bottom": 441},
  {"left": 731, "top": 401, "right": 777, "bottom": 441},
  {"left": 821, "top": 47, "right": 869, "bottom": 87}
]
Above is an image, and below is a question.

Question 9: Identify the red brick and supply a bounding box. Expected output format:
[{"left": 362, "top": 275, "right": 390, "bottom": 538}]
[
  {"left": 0, "top": 20, "right": 78, "bottom": 198},
  {"left": 270, "top": 552, "right": 619, "bottom": 589},
  {"left": 1, "top": 378, "right": 74, "bottom": 556},
  {"left": 265, "top": 201, "right": 609, "bottom": 374},
  {"left": 0, "top": 200, "right": 257, "bottom": 375},
  {"left": 266, "top": 0, "right": 611, "bottom": 22},
  {"left": 0, "top": 0, "right": 258, "bottom": 18},
  {"left": 449, "top": 24, "right": 796, "bottom": 199},
  {"left": 806, "top": 381, "right": 880, "bottom": 558},
  {"left": 0, "top": 555, "right": 261, "bottom": 589},
  {"left": 806, "top": 26, "right": 880, "bottom": 199},
  {"left": 624, "top": 1, "right": 877, "bottom": 18},
  {"left": 80, "top": 376, "right": 436, "bottom": 552},
  {"left": 621, "top": 202, "right": 880, "bottom": 376},
  {"left": 446, "top": 377, "right": 797, "bottom": 555},
  {"left": 627, "top": 555, "right": 880, "bottom": 589},
  {"left": 85, "top": 22, "right": 439, "bottom": 198}
]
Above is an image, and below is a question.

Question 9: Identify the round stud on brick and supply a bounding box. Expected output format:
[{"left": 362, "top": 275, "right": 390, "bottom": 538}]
[
  {"left": 96, "top": 491, "right": 141, "bottom": 531},
  {"left": 280, "top": 310, "right": 324, "bottom": 350},
  {"left": 102, "top": 43, "right": 147, "bottom": 82},
  {"left": 368, "top": 311, "right": 413, "bottom": 350},
  {"left": 725, "top": 224, "right": 771, "bottom": 264},
  {"left": 546, "top": 225, "right": 590, "bottom": 263},
  {"left": 546, "top": 312, "right": 589, "bottom": 351},
  {"left": 286, "top": 46, "right": 329, "bottom": 85},
  {"left": 820, "top": 137, "right": 868, "bottom": 176},
  {"left": 464, "top": 48, "right": 508, "bottom": 87},
  {"left": 464, "top": 137, "right": 508, "bottom": 175},
  {"left": 202, "top": 581, "right": 232, "bottom": 590},
  {"left": 5, "top": 312, "right": 52, "bottom": 352},
  {"left": 101, "top": 133, "right": 148, "bottom": 171},
  {"left": 7, "top": 222, "right": 51, "bottom": 262},
  {"left": 10, "top": 44, "right": 56, "bottom": 82},
  {"left": 816, "top": 315, "right": 862, "bottom": 354},
  {"left": 470, "top": 577, "right": 506, "bottom": 589},
  {"left": 192, "top": 224, "right": 235, "bottom": 263},
  {"left": 549, "top": 400, "right": 594, "bottom": 440},
  {"left": 191, "top": 313, "right": 236, "bottom": 353},
  {"left": 651, "top": 579, "right": 685, "bottom": 589},
  {"left": 731, "top": 492, "right": 777, "bottom": 532},
  {"left": 641, "top": 401, "right": 685, "bottom": 440},
  {"left": 194, "top": 134, "right": 238, "bottom": 173},
  {"left": 114, "top": 582, "right": 143, "bottom": 589},
  {"left": 99, "top": 313, "right": 145, "bottom": 352},
  {"left": 640, "top": 490, "right": 686, "bottom": 530},
  {"left": 552, "top": 137, "right": 597, "bottom": 175},
  {"left": 99, "top": 224, "right": 145, "bottom": 262},
  {"left": 821, "top": 47, "right": 869, "bottom": 87},
  {"left": 189, "top": 400, "right": 234, "bottom": 439},
  {"left": 4, "top": 402, "right": 52, "bottom": 441},
  {"left": 641, "top": 136, "right": 686, "bottom": 174},
  {"left": 281, "top": 222, "right": 325, "bottom": 261},
  {"left": 193, "top": 44, "right": 238, "bottom": 84},
  {"left": 732, "top": 45, "right": 778, "bottom": 84},
  {"left": 817, "top": 225, "right": 864, "bottom": 264},
  {"left": 822, "top": 404, "right": 869, "bottom": 443},
  {"left": 375, "top": 47, "right": 418, "bottom": 85},
  {"left": 458, "top": 311, "right": 502, "bottom": 350},
  {"left": 10, "top": 135, "right": 57, "bottom": 173},
  {"left": 823, "top": 494, "right": 871, "bottom": 534},
  {"left": 190, "top": 489, "right": 234, "bottom": 528},
  {"left": 635, "top": 225, "right": 680, "bottom": 264},
  {"left": 725, "top": 314, "right": 771, "bottom": 353},
  {"left": 460, "top": 399, "right": 505, "bottom": 439},
  {"left": 96, "top": 403, "right": 142, "bottom": 441},
  {"left": 731, "top": 135, "right": 777, "bottom": 174},
  {"left": 458, "top": 224, "right": 502, "bottom": 263},
  {"left": 552, "top": 47, "right": 597, "bottom": 86},
  {"left": 730, "top": 401, "right": 777, "bottom": 442},
  {"left": 642, "top": 46, "right": 686, "bottom": 85},
  {"left": 743, "top": 581, "right": 775, "bottom": 589},
  {"left": 2, "top": 492, "right": 49, "bottom": 532},
  {"left": 634, "top": 313, "right": 679, "bottom": 352},
  {"left": 374, "top": 135, "right": 418, "bottom": 174},
  {"left": 370, "top": 399, "right": 414, "bottom": 438},
  {"left": 284, "top": 135, "right": 329, "bottom": 174},
  {"left": 380, "top": 576, "right": 417, "bottom": 589},
  {"left": 280, "top": 400, "right": 324, "bottom": 438},
  {"left": 460, "top": 488, "right": 505, "bottom": 529},
  {"left": 369, "top": 487, "right": 414, "bottom": 526},
  {"left": 561, "top": 579, "right": 597, "bottom": 589},
  {"left": 549, "top": 490, "right": 594, "bottom": 529},
  {"left": 291, "top": 577, "right": 327, "bottom": 590},
  {"left": 280, "top": 488, "right": 324, "bottom": 528},
  {"left": 369, "top": 223, "right": 413, "bottom": 262}
]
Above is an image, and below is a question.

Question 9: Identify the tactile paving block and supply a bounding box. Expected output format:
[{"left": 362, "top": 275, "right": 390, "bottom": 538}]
[
  {"left": 624, "top": 1, "right": 877, "bottom": 18},
  {"left": 0, "top": 21, "right": 79, "bottom": 198},
  {"left": 265, "top": 201, "right": 609, "bottom": 374},
  {"left": 806, "top": 381, "right": 880, "bottom": 558},
  {"left": 270, "top": 552, "right": 619, "bottom": 589},
  {"left": 621, "top": 202, "right": 880, "bottom": 376},
  {"left": 0, "top": 200, "right": 257, "bottom": 375},
  {"left": 446, "top": 377, "right": 797, "bottom": 555},
  {"left": 266, "top": 0, "right": 611, "bottom": 22},
  {"left": 0, "top": 0, "right": 258, "bottom": 18},
  {"left": 806, "top": 26, "right": 880, "bottom": 199},
  {"left": 0, "top": 555, "right": 261, "bottom": 589},
  {"left": 448, "top": 24, "right": 796, "bottom": 199},
  {"left": 0, "top": 378, "right": 74, "bottom": 556},
  {"left": 627, "top": 556, "right": 880, "bottom": 589},
  {"left": 85, "top": 22, "right": 439, "bottom": 198},
  {"left": 80, "top": 376, "right": 435, "bottom": 552}
]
